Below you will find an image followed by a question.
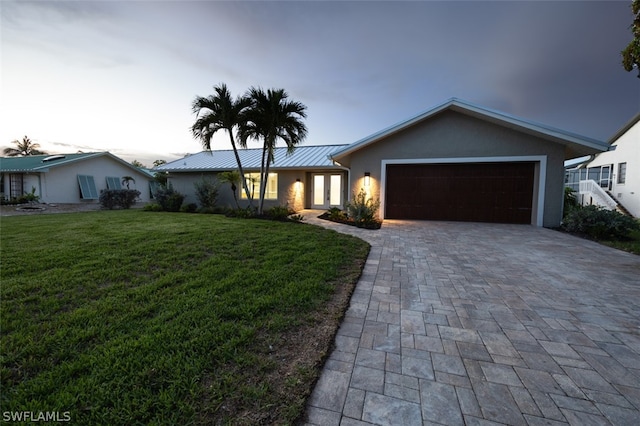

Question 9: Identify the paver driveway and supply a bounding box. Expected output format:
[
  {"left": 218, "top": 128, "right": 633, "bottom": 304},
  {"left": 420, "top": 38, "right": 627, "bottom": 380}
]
[{"left": 302, "top": 216, "right": 640, "bottom": 426}]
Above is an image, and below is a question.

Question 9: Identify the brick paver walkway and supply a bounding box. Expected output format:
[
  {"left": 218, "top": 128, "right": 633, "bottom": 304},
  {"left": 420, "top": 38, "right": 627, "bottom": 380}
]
[{"left": 302, "top": 213, "right": 640, "bottom": 426}]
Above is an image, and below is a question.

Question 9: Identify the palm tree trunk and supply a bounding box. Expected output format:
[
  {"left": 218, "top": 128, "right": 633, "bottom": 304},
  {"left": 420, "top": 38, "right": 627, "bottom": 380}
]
[
  {"left": 228, "top": 131, "right": 253, "bottom": 208},
  {"left": 258, "top": 143, "right": 268, "bottom": 215}
]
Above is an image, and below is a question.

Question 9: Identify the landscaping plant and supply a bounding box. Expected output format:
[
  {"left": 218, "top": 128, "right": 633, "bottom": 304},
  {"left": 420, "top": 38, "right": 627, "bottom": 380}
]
[
  {"left": 562, "top": 204, "right": 640, "bottom": 240},
  {"left": 345, "top": 188, "right": 382, "bottom": 229},
  {"left": 99, "top": 189, "right": 141, "bottom": 209},
  {"left": 193, "top": 177, "right": 219, "bottom": 210}
]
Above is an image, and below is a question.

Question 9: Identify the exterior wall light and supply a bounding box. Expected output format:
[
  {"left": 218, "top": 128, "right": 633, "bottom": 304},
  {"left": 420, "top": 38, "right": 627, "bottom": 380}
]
[{"left": 364, "top": 172, "right": 371, "bottom": 187}]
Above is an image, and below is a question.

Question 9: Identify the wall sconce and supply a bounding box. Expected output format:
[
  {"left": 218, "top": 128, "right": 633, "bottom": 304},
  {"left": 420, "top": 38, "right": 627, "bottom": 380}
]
[
  {"left": 364, "top": 172, "right": 371, "bottom": 187},
  {"left": 295, "top": 178, "right": 302, "bottom": 189}
]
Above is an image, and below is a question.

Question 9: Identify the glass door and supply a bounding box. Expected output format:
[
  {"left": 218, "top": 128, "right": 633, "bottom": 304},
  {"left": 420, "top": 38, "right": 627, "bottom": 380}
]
[{"left": 312, "top": 174, "right": 342, "bottom": 209}]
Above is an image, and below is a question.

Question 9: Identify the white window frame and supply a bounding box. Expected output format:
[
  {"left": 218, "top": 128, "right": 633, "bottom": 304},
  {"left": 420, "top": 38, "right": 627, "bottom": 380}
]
[
  {"left": 240, "top": 172, "right": 278, "bottom": 200},
  {"left": 618, "top": 162, "right": 627, "bottom": 185}
]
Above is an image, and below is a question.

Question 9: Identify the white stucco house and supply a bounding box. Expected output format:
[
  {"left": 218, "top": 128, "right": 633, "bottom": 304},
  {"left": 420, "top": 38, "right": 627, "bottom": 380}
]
[
  {"left": 0, "top": 152, "right": 154, "bottom": 204},
  {"left": 158, "top": 98, "right": 611, "bottom": 227},
  {"left": 565, "top": 113, "right": 639, "bottom": 218}
]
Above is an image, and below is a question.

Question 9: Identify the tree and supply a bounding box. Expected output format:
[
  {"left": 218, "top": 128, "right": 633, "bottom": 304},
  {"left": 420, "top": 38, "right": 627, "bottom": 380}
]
[
  {"left": 239, "top": 87, "right": 307, "bottom": 215},
  {"left": 217, "top": 170, "right": 242, "bottom": 209},
  {"left": 153, "top": 159, "right": 167, "bottom": 167},
  {"left": 622, "top": 0, "right": 640, "bottom": 78},
  {"left": 191, "top": 83, "right": 254, "bottom": 206},
  {"left": 3, "top": 136, "right": 47, "bottom": 156},
  {"left": 131, "top": 160, "right": 146, "bottom": 168}
]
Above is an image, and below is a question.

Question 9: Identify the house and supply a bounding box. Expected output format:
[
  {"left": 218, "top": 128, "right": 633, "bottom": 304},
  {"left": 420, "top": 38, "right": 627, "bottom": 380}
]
[
  {"left": 156, "top": 145, "right": 348, "bottom": 212},
  {"left": 0, "top": 152, "right": 154, "bottom": 204},
  {"left": 565, "top": 113, "right": 639, "bottom": 218},
  {"left": 158, "top": 98, "right": 611, "bottom": 227}
]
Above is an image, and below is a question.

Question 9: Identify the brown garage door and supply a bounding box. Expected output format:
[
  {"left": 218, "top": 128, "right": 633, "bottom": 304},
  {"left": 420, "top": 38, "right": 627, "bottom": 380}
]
[{"left": 385, "top": 162, "right": 535, "bottom": 224}]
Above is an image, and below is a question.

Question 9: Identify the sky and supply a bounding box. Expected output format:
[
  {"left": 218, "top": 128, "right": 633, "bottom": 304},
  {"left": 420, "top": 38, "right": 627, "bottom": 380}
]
[{"left": 1, "top": 0, "right": 639, "bottom": 166}]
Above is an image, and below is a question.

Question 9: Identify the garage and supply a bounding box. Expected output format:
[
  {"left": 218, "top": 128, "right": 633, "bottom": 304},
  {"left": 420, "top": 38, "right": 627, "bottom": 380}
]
[{"left": 385, "top": 162, "right": 535, "bottom": 224}]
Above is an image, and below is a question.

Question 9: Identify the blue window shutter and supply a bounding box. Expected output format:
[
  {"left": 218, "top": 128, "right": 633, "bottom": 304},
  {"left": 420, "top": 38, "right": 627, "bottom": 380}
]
[
  {"left": 78, "top": 175, "right": 99, "bottom": 199},
  {"left": 106, "top": 177, "right": 122, "bottom": 190}
]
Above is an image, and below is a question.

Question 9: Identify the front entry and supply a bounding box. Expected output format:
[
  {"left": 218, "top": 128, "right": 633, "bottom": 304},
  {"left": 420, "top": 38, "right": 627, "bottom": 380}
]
[{"left": 312, "top": 173, "right": 342, "bottom": 209}]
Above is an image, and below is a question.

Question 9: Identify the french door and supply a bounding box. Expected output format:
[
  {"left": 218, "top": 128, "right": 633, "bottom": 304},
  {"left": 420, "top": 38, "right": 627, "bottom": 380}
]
[{"left": 312, "top": 174, "right": 342, "bottom": 209}]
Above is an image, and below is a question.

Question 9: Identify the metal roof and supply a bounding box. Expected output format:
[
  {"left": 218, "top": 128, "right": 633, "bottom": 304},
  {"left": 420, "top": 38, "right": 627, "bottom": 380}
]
[
  {"left": 0, "top": 152, "right": 155, "bottom": 177},
  {"left": 0, "top": 152, "right": 105, "bottom": 172},
  {"left": 330, "top": 98, "right": 612, "bottom": 161},
  {"left": 156, "top": 144, "right": 348, "bottom": 172}
]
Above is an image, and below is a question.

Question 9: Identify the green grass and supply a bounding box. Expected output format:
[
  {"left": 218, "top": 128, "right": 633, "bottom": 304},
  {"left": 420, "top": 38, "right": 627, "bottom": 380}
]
[
  {"left": 599, "top": 228, "right": 640, "bottom": 255},
  {"left": 0, "top": 210, "right": 370, "bottom": 425}
]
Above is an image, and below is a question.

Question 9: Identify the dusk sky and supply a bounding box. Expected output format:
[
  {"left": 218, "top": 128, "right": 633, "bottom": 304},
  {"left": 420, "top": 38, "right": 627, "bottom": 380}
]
[{"left": 1, "top": 0, "right": 639, "bottom": 165}]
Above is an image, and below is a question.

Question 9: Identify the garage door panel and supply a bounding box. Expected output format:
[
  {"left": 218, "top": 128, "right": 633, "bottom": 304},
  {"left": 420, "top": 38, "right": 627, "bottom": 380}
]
[{"left": 386, "top": 163, "right": 535, "bottom": 224}]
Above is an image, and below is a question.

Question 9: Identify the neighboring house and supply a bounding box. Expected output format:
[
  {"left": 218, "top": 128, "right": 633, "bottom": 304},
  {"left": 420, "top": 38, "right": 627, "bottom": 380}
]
[
  {"left": 158, "top": 98, "right": 611, "bottom": 227},
  {"left": 565, "top": 113, "right": 639, "bottom": 218},
  {"left": 0, "top": 152, "right": 154, "bottom": 204}
]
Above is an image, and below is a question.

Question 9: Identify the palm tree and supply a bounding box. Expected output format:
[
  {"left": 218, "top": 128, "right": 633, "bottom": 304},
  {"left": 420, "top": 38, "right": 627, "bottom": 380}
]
[
  {"left": 121, "top": 176, "right": 135, "bottom": 189},
  {"left": 191, "top": 83, "right": 253, "bottom": 206},
  {"left": 239, "top": 87, "right": 307, "bottom": 215},
  {"left": 217, "top": 170, "right": 241, "bottom": 209},
  {"left": 3, "top": 136, "right": 47, "bottom": 157}
]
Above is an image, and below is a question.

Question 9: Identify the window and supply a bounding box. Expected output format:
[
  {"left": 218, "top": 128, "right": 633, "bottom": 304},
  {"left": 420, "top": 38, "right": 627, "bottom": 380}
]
[
  {"left": 149, "top": 181, "right": 160, "bottom": 199},
  {"left": 618, "top": 163, "right": 627, "bottom": 184},
  {"left": 106, "top": 177, "right": 122, "bottom": 190},
  {"left": 77, "top": 175, "right": 99, "bottom": 199},
  {"left": 9, "top": 174, "right": 24, "bottom": 198},
  {"left": 240, "top": 172, "right": 278, "bottom": 200}
]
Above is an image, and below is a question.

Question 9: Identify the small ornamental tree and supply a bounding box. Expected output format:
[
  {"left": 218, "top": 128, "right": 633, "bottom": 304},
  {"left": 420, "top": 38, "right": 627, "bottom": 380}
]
[{"left": 194, "top": 177, "right": 219, "bottom": 210}]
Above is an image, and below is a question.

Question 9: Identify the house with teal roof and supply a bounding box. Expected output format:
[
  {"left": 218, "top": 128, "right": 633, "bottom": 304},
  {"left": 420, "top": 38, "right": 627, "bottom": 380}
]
[{"left": 0, "top": 152, "right": 154, "bottom": 204}]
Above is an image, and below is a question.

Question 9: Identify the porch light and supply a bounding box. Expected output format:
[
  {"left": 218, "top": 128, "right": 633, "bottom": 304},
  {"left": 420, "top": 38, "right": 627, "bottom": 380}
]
[
  {"left": 364, "top": 172, "right": 371, "bottom": 187},
  {"left": 295, "top": 178, "right": 302, "bottom": 190}
]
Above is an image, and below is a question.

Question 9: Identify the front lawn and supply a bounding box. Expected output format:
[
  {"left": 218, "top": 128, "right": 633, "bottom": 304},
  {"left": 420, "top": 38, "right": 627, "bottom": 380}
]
[{"left": 0, "top": 210, "right": 370, "bottom": 425}]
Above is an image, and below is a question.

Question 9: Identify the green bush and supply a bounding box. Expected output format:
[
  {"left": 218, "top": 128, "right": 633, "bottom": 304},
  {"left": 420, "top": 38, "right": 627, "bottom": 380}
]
[
  {"left": 153, "top": 184, "right": 185, "bottom": 212},
  {"left": 225, "top": 207, "right": 257, "bottom": 219},
  {"left": 264, "top": 205, "right": 294, "bottom": 221},
  {"left": 327, "top": 207, "right": 347, "bottom": 221},
  {"left": 346, "top": 188, "right": 382, "bottom": 229},
  {"left": 142, "top": 203, "right": 163, "bottom": 212},
  {"left": 194, "top": 178, "right": 219, "bottom": 209},
  {"left": 99, "top": 189, "right": 141, "bottom": 210},
  {"left": 180, "top": 203, "right": 198, "bottom": 213},
  {"left": 564, "top": 187, "right": 579, "bottom": 217},
  {"left": 562, "top": 205, "right": 640, "bottom": 240}
]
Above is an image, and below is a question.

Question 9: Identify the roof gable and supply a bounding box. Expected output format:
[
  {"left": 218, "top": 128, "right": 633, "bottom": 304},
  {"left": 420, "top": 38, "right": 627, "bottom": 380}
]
[
  {"left": 608, "top": 112, "right": 640, "bottom": 144},
  {"left": 157, "top": 144, "right": 348, "bottom": 172},
  {"left": 330, "top": 98, "right": 611, "bottom": 160}
]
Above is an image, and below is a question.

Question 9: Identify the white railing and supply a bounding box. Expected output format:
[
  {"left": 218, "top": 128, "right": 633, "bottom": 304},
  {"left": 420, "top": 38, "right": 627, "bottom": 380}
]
[{"left": 579, "top": 180, "right": 618, "bottom": 210}]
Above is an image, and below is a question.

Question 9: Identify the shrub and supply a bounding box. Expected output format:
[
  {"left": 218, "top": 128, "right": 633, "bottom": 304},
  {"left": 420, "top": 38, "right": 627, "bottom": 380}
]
[
  {"left": 564, "top": 187, "right": 579, "bottom": 217},
  {"left": 327, "top": 207, "right": 347, "bottom": 221},
  {"left": 264, "top": 205, "right": 294, "bottom": 221},
  {"left": 194, "top": 178, "right": 219, "bottom": 210},
  {"left": 180, "top": 203, "right": 198, "bottom": 213},
  {"left": 346, "top": 188, "right": 382, "bottom": 229},
  {"left": 562, "top": 205, "right": 640, "bottom": 240},
  {"left": 225, "top": 207, "right": 257, "bottom": 219},
  {"left": 99, "top": 189, "right": 141, "bottom": 209},
  {"left": 153, "top": 184, "right": 185, "bottom": 212},
  {"left": 143, "top": 203, "right": 163, "bottom": 212}
]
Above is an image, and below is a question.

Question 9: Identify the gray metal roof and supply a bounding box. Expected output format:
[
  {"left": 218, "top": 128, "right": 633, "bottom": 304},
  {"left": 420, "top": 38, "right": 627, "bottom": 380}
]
[{"left": 156, "top": 144, "right": 348, "bottom": 172}]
